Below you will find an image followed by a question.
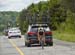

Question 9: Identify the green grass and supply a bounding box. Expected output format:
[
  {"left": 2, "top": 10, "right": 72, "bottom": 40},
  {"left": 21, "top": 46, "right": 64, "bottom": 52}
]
[
  {"left": 0, "top": 32, "right": 3, "bottom": 35},
  {"left": 53, "top": 31, "right": 75, "bottom": 42}
]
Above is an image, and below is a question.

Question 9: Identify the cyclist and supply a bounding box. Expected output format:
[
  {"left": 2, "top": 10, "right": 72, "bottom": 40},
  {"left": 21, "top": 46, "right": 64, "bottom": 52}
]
[{"left": 37, "top": 26, "right": 46, "bottom": 45}]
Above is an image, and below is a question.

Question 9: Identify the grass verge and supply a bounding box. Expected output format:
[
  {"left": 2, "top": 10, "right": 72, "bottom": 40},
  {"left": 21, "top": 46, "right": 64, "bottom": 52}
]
[
  {"left": 53, "top": 31, "right": 75, "bottom": 42},
  {"left": 0, "top": 32, "right": 3, "bottom": 35}
]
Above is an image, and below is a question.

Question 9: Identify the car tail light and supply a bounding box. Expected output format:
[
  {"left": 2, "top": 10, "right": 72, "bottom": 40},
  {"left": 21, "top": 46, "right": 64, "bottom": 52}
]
[
  {"left": 28, "top": 32, "right": 36, "bottom": 36},
  {"left": 45, "top": 32, "right": 52, "bottom": 35}
]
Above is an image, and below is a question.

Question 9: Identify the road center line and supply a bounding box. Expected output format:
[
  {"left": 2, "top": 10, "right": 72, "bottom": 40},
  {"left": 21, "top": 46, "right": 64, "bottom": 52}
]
[{"left": 8, "top": 39, "right": 24, "bottom": 55}]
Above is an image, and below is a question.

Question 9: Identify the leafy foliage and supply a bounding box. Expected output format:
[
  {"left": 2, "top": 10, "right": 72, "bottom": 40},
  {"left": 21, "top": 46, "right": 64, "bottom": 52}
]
[
  {"left": 17, "top": 0, "right": 75, "bottom": 33},
  {"left": 0, "top": 11, "right": 18, "bottom": 31}
]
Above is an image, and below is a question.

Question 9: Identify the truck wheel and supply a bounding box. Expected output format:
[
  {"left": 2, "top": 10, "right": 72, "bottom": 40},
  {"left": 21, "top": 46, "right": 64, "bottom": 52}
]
[
  {"left": 25, "top": 42, "right": 27, "bottom": 46},
  {"left": 19, "top": 36, "right": 21, "bottom": 38},
  {"left": 49, "top": 42, "right": 53, "bottom": 46},
  {"left": 25, "top": 42, "right": 31, "bottom": 47}
]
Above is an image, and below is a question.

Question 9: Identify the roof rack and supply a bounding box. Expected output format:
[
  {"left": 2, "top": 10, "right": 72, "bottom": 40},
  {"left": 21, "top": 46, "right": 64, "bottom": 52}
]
[
  {"left": 27, "top": 16, "right": 50, "bottom": 25},
  {"left": 29, "top": 22, "right": 49, "bottom": 25},
  {"left": 30, "top": 22, "right": 49, "bottom": 24}
]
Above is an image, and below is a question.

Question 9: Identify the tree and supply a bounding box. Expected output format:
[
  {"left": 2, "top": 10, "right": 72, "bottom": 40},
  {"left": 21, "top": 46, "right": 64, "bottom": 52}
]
[
  {"left": 17, "top": 0, "right": 75, "bottom": 33},
  {"left": 61, "top": 0, "right": 75, "bottom": 12}
]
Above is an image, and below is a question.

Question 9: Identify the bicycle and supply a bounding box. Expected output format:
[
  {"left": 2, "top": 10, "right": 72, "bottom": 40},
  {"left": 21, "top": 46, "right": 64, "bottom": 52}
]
[{"left": 40, "top": 36, "right": 44, "bottom": 49}]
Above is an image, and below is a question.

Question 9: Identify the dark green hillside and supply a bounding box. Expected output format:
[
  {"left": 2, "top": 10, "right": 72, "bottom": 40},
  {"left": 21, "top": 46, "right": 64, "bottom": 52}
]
[{"left": 0, "top": 11, "right": 19, "bottom": 31}]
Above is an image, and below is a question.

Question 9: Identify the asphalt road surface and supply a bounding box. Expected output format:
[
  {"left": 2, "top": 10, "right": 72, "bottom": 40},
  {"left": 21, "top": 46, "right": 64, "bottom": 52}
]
[{"left": 0, "top": 35, "right": 75, "bottom": 55}]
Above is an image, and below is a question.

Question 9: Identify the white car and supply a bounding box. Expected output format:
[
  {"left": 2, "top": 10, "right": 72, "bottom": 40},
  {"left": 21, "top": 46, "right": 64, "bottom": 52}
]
[{"left": 8, "top": 28, "right": 21, "bottom": 39}]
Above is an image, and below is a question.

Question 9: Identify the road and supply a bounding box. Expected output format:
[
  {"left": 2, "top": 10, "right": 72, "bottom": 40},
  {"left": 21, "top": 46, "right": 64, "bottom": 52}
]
[{"left": 0, "top": 35, "right": 75, "bottom": 55}]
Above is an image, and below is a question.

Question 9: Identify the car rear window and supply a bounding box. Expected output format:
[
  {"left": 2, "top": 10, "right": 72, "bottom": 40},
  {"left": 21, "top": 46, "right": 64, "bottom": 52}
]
[
  {"left": 30, "top": 26, "right": 50, "bottom": 32},
  {"left": 30, "top": 28, "right": 38, "bottom": 32}
]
